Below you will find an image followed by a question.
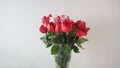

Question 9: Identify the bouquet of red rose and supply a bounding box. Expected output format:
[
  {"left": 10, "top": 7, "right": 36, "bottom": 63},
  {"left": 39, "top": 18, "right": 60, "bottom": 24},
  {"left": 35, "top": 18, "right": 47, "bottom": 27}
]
[{"left": 39, "top": 14, "right": 89, "bottom": 68}]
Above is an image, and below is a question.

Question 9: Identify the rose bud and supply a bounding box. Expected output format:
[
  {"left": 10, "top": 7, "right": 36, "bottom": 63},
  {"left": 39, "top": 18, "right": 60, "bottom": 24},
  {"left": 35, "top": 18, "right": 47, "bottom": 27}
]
[
  {"left": 47, "top": 22, "right": 55, "bottom": 32},
  {"left": 55, "top": 22, "right": 61, "bottom": 33}
]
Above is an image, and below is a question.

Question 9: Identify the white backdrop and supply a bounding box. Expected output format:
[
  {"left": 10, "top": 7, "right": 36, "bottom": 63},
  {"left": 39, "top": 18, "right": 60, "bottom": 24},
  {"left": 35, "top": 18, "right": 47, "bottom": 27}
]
[{"left": 0, "top": 0, "right": 120, "bottom": 68}]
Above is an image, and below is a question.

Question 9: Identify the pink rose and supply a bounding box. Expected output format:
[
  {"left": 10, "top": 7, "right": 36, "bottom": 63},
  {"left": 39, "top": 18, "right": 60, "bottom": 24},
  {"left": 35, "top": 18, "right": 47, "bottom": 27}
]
[
  {"left": 47, "top": 22, "right": 55, "bottom": 32},
  {"left": 54, "top": 16, "right": 60, "bottom": 23}
]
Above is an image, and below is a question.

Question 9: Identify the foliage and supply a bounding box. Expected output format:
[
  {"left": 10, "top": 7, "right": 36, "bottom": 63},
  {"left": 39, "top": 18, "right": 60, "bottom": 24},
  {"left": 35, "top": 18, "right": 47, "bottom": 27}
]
[{"left": 40, "top": 32, "right": 88, "bottom": 55}]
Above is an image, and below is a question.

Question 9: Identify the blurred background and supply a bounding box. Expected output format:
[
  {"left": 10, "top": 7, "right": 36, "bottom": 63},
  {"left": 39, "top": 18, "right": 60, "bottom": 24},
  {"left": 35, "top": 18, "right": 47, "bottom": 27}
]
[{"left": 0, "top": 0, "right": 120, "bottom": 68}]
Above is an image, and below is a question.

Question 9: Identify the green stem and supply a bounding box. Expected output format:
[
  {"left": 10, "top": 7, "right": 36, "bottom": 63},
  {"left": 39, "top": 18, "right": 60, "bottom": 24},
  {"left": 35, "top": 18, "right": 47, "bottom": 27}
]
[{"left": 66, "top": 33, "right": 69, "bottom": 43}]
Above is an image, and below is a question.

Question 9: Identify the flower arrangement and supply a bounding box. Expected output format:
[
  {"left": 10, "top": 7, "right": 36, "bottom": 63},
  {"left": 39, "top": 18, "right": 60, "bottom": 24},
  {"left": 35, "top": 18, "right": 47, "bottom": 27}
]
[{"left": 39, "top": 14, "right": 90, "bottom": 68}]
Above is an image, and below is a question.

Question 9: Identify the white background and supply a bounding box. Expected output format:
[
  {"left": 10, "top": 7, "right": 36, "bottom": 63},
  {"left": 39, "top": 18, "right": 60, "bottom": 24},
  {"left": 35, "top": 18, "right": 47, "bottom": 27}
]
[{"left": 0, "top": 0, "right": 120, "bottom": 68}]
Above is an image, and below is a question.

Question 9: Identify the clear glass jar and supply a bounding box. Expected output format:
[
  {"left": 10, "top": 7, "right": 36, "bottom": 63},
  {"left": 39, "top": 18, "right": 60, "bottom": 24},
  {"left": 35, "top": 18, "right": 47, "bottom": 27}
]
[{"left": 54, "top": 44, "right": 71, "bottom": 68}]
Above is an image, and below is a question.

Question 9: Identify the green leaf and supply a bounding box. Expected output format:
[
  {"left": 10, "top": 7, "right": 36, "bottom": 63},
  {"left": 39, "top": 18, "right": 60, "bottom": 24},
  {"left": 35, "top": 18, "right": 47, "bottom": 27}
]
[
  {"left": 68, "top": 43, "right": 74, "bottom": 51},
  {"left": 51, "top": 44, "right": 59, "bottom": 55},
  {"left": 48, "top": 35, "right": 57, "bottom": 39},
  {"left": 46, "top": 32, "right": 57, "bottom": 39},
  {"left": 73, "top": 45, "right": 80, "bottom": 53},
  {"left": 52, "top": 38, "right": 61, "bottom": 44},
  {"left": 40, "top": 35, "right": 48, "bottom": 44},
  {"left": 40, "top": 35, "right": 46, "bottom": 41},
  {"left": 47, "top": 32, "right": 53, "bottom": 36},
  {"left": 51, "top": 33, "right": 65, "bottom": 44},
  {"left": 78, "top": 37, "right": 88, "bottom": 44},
  {"left": 77, "top": 43, "right": 84, "bottom": 49},
  {"left": 46, "top": 43, "right": 52, "bottom": 48}
]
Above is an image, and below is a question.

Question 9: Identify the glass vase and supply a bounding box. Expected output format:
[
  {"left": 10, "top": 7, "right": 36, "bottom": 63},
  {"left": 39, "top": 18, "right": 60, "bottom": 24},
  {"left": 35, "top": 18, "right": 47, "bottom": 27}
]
[{"left": 54, "top": 44, "right": 71, "bottom": 68}]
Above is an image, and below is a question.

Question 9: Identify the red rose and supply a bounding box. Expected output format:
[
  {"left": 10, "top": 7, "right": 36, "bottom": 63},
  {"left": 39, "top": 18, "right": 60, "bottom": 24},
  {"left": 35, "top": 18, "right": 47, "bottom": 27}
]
[
  {"left": 76, "top": 30, "right": 85, "bottom": 37},
  {"left": 55, "top": 22, "right": 61, "bottom": 33},
  {"left": 76, "top": 28, "right": 89, "bottom": 37},
  {"left": 39, "top": 25, "right": 47, "bottom": 33},
  {"left": 76, "top": 20, "right": 85, "bottom": 29},
  {"left": 48, "top": 14, "right": 52, "bottom": 17},
  {"left": 47, "top": 22, "right": 55, "bottom": 32},
  {"left": 61, "top": 20, "right": 74, "bottom": 33},
  {"left": 69, "top": 19, "right": 74, "bottom": 29},
  {"left": 75, "top": 20, "right": 90, "bottom": 37},
  {"left": 42, "top": 16, "right": 50, "bottom": 26}
]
